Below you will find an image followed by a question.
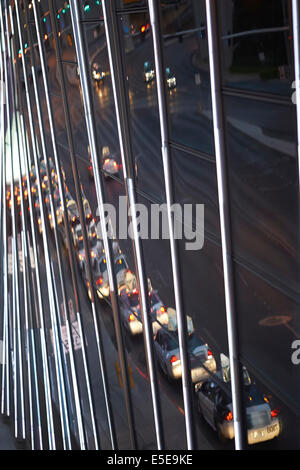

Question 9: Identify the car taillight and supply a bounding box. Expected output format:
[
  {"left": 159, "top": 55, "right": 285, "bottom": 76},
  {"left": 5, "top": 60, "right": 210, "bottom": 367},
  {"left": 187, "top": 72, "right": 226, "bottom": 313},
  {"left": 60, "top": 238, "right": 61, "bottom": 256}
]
[
  {"left": 271, "top": 408, "right": 280, "bottom": 418},
  {"left": 170, "top": 355, "right": 179, "bottom": 364},
  {"left": 160, "top": 306, "right": 166, "bottom": 313},
  {"left": 129, "top": 313, "right": 135, "bottom": 322},
  {"left": 96, "top": 278, "right": 103, "bottom": 286},
  {"left": 104, "top": 158, "right": 110, "bottom": 164},
  {"left": 224, "top": 411, "right": 233, "bottom": 422},
  {"left": 113, "top": 161, "right": 118, "bottom": 169},
  {"left": 207, "top": 349, "right": 213, "bottom": 358}
]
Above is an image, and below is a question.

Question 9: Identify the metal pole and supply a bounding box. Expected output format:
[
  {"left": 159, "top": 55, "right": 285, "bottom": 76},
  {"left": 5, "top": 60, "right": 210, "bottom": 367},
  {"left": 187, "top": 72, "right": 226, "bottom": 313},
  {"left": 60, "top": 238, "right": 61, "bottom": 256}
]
[
  {"left": 102, "top": 0, "right": 165, "bottom": 449},
  {"left": 205, "top": 0, "right": 247, "bottom": 449},
  {"left": 32, "top": 0, "right": 98, "bottom": 450},
  {"left": 292, "top": 0, "right": 300, "bottom": 189},
  {"left": 147, "top": 0, "right": 197, "bottom": 449}
]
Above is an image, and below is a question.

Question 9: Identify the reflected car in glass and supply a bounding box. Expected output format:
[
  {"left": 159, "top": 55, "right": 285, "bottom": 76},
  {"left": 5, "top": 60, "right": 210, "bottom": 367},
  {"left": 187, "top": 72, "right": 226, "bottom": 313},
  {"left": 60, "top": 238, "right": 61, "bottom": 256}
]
[
  {"left": 92, "top": 62, "right": 105, "bottom": 84},
  {"left": 195, "top": 375, "right": 281, "bottom": 445},
  {"left": 154, "top": 328, "right": 216, "bottom": 383},
  {"left": 166, "top": 67, "right": 176, "bottom": 89},
  {"left": 144, "top": 61, "right": 155, "bottom": 83}
]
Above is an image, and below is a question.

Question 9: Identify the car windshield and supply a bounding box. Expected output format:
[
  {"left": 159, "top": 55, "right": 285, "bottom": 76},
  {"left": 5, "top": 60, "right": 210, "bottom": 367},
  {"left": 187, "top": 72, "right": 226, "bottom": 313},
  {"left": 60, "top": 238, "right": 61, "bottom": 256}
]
[
  {"left": 77, "top": 240, "right": 84, "bottom": 251},
  {"left": 115, "top": 258, "right": 126, "bottom": 274},
  {"left": 99, "top": 259, "right": 107, "bottom": 273},
  {"left": 244, "top": 384, "right": 265, "bottom": 408},
  {"left": 150, "top": 293, "right": 160, "bottom": 307},
  {"left": 71, "top": 218, "right": 80, "bottom": 228},
  {"left": 128, "top": 292, "right": 139, "bottom": 308},
  {"left": 165, "top": 332, "right": 179, "bottom": 351},
  {"left": 144, "top": 62, "right": 152, "bottom": 71},
  {"left": 93, "top": 64, "right": 101, "bottom": 73},
  {"left": 187, "top": 333, "right": 204, "bottom": 352},
  {"left": 163, "top": 331, "right": 202, "bottom": 353}
]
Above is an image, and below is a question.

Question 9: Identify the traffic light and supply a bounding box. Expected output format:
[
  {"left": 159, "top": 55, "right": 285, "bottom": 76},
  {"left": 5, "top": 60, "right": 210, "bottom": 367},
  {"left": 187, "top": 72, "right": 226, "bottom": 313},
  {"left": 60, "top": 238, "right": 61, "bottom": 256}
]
[{"left": 84, "top": 1, "right": 91, "bottom": 12}]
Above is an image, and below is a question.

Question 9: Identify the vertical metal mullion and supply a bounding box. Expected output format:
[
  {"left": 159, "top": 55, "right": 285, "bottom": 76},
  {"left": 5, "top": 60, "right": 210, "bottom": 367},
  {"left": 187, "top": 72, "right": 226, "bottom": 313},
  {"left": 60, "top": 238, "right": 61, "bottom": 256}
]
[
  {"left": 11, "top": 21, "right": 44, "bottom": 445},
  {"left": 102, "top": 0, "right": 165, "bottom": 450},
  {"left": 32, "top": 0, "right": 97, "bottom": 451},
  {"left": 23, "top": 0, "right": 77, "bottom": 450},
  {"left": 16, "top": 0, "right": 71, "bottom": 447},
  {"left": 292, "top": 0, "right": 300, "bottom": 188},
  {"left": 49, "top": 0, "right": 119, "bottom": 451},
  {"left": 3, "top": 0, "right": 23, "bottom": 439},
  {"left": 0, "top": 2, "right": 10, "bottom": 419},
  {"left": 5, "top": 2, "right": 28, "bottom": 443},
  {"left": 147, "top": 0, "right": 197, "bottom": 449},
  {"left": 70, "top": 0, "right": 144, "bottom": 451},
  {"left": 205, "top": 0, "right": 247, "bottom": 450},
  {"left": 14, "top": 0, "right": 57, "bottom": 450}
]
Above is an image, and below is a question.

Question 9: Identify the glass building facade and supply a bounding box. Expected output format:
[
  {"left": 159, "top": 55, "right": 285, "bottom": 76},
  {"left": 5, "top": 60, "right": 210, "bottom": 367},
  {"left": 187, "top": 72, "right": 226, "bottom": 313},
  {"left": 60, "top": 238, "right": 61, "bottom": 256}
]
[{"left": 0, "top": 0, "right": 299, "bottom": 450}]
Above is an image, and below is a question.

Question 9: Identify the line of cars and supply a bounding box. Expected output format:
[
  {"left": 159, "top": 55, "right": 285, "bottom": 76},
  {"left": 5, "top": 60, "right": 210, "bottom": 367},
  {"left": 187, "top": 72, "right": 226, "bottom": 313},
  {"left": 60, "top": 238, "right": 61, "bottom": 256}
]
[
  {"left": 143, "top": 61, "right": 177, "bottom": 89},
  {"left": 8, "top": 153, "right": 282, "bottom": 446}
]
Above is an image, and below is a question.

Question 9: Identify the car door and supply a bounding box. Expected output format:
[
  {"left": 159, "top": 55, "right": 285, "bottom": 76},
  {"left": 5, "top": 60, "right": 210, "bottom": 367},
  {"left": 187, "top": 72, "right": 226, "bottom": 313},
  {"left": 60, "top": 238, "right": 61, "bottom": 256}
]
[
  {"left": 199, "top": 382, "right": 216, "bottom": 428},
  {"left": 154, "top": 330, "right": 166, "bottom": 370}
]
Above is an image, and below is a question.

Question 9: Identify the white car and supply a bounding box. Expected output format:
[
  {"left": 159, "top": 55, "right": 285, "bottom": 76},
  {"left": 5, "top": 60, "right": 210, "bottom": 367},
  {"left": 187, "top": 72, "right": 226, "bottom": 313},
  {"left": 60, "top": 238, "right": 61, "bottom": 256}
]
[
  {"left": 119, "top": 286, "right": 143, "bottom": 336},
  {"left": 196, "top": 374, "right": 281, "bottom": 445},
  {"left": 94, "top": 253, "right": 110, "bottom": 298},
  {"left": 118, "top": 272, "right": 168, "bottom": 336},
  {"left": 166, "top": 67, "right": 176, "bottom": 89},
  {"left": 102, "top": 146, "right": 119, "bottom": 178},
  {"left": 154, "top": 327, "right": 216, "bottom": 383},
  {"left": 144, "top": 61, "right": 155, "bottom": 83},
  {"left": 75, "top": 234, "right": 86, "bottom": 270},
  {"left": 92, "top": 62, "right": 104, "bottom": 83}
]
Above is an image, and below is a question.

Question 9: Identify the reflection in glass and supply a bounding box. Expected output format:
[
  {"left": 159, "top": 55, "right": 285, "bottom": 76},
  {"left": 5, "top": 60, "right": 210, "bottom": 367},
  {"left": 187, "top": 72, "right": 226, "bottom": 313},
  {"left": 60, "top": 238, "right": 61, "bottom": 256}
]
[
  {"left": 218, "top": 0, "right": 293, "bottom": 95},
  {"left": 160, "top": 0, "right": 214, "bottom": 155}
]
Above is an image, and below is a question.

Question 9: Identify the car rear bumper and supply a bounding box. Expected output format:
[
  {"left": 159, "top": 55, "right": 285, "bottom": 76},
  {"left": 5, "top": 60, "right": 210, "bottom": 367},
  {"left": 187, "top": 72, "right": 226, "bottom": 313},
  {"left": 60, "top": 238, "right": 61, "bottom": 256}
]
[
  {"left": 168, "top": 358, "right": 217, "bottom": 382},
  {"left": 128, "top": 320, "right": 143, "bottom": 335},
  {"left": 219, "top": 418, "right": 280, "bottom": 444}
]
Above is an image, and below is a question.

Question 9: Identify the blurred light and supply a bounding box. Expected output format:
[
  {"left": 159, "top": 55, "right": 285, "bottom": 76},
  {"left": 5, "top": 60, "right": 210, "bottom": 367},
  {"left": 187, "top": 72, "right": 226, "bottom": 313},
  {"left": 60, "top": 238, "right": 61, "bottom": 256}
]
[{"left": 84, "top": 2, "right": 91, "bottom": 12}]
